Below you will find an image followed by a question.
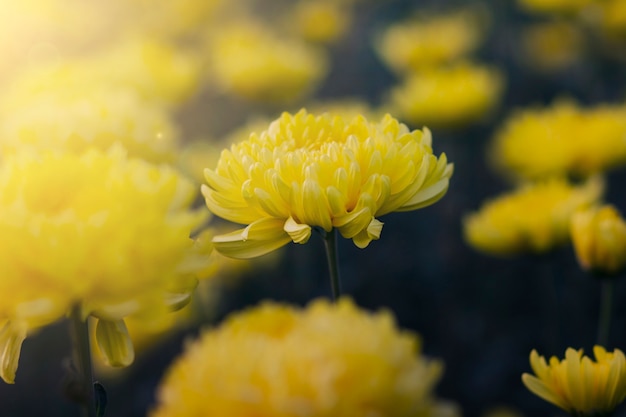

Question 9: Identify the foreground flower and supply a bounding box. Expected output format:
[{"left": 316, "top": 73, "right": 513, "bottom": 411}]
[
  {"left": 463, "top": 177, "right": 603, "bottom": 256},
  {"left": 202, "top": 110, "right": 453, "bottom": 258},
  {"left": 152, "top": 298, "right": 459, "bottom": 417},
  {"left": 522, "top": 347, "right": 626, "bottom": 416},
  {"left": 491, "top": 100, "right": 626, "bottom": 180},
  {"left": 375, "top": 7, "right": 487, "bottom": 73},
  {"left": 388, "top": 62, "right": 504, "bottom": 128},
  {"left": 0, "top": 146, "right": 213, "bottom": 382},
  {"left": 571, "top": 205, "right": 626, "bottom": 277}
]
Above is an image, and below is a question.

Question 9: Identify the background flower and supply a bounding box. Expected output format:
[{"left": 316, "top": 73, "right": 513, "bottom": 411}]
[{"left": 152, "top": 298, "right": 459, "bottom": 417}]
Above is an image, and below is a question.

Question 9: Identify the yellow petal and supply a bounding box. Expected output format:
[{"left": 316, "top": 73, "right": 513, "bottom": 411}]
[
  {"left": 0, "top": 322, "right": 27, "bottom": 384},
  {"left": 212, "top": 218, "right": 292, "bottom": 259},
  {"left": 522, "top": 373, "right": 571, "bottom": 411},
  {"left": 284, "top": 216, "right": 312, "bottom": 244},
  {"left": 95, "top": 318, "right": 135, "bottom": 367}
]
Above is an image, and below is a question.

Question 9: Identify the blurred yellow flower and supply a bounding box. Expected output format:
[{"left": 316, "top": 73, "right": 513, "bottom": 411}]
[
  {"left": 491, "top": 100, "right": 626, "bottom": 180},
  {"left": 0, "top": 87, "right": 179, "bottom": 163},
  {"left": 0, "top": 147, "right": 213, "bottom": 382},
  {"left": 284, "top": 0, "right": 351, "bottom": 44},
  {"left": 571, "top": 205, "right": 626, "bottom": 276},
  {"left": 152, "top": 298, "right": 459, "bottom": 417},
  {"left": 206, "top": 21, "right": 328, "bottom": 103},
  {"left": 522, "top": 346, "right": 626, "bottom": 416},
  {"left": 389, "top": 62, "right": 504, "bottom": 128},
  {"left": 202, "top": 110, "right": 453, "bottom": 258},
  {"left": 521, "top": 21, "right": 585, "bottom": 73},
  {"left": 375, "top": 8, "right": 487, "bottom": 73},
  {"left": 463, "top": 177, "right": 603, "bottom": 256},
  {"left": 592, "top": 0, "right": 626, "bottom": 35},
  {"left": 517, "top": 0, "right": 593, "bottom": 15}
]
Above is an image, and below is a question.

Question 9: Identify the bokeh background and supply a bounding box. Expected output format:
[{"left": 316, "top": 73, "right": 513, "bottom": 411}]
[{"left": 1, "top": 0, "right": 626, "bottom": 416}]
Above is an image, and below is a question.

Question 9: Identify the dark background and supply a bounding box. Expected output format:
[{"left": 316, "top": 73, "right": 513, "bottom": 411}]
[{"left": 2, "top": 1, "right": 626, "bottom": 416}]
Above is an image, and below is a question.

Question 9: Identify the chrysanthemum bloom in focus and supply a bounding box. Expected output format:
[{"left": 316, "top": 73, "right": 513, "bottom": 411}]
[
  {"left": 491, "top": 100, "right": 626, "bottom": 181},
  {"left": 388, "top": 62, "right": 504, "bottom": 128},
  {"left": 375, "top": 7, "right": 487, "bottom": 73},
  {"left": 202, "top": 110, "right": 453, "bottom": 258},
  {"left": 463, "top": 177, "right": 603, "bottom": 256},
  {"left": 204, "top": 21, "right": 328, "bottom": 103},
  {"left": 152, "top": 298, "right": 460, "bottom": 417},
  {"left": 522, "top": 347, "right": 626, "bottom": 416},
  {"left": 571, "top": 205, "right": 626, "bottom": 277},
  {"left": 0, "top": 146, "right": 213, "bottom": 383}
]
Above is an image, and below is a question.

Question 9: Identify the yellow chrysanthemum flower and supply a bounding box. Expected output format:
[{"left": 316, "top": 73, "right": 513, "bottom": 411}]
[
  {"left": 283, "top": 0, "right": 351, "bottom": 44},
  {"left": 205, "top": 21, "right": 328, "bottom": 103},
  {"left": 522, "top": 347, "right": 626, "bottom": 416},
  {"left": 463, "top": 177, "right": 603, "bottom": 256},
  {"left": 151, "top": 298, "right": 460, "bottom": 417},
  {"left": 375, "top": 8, "right": 487, "bottom": 73},
  {"left": 491, "top": 100, "right": 626, "bottom": 180},
  {"left": 388, "top": 62, "right": 504, "bottom": 128},
  {"left": 571, "top": 205, "right": 626, "bottom": 276},
  {"left": 517, "top": 0, "right": 593, "bottom": 15},
  {"left": 202, "top": 110, "right": 453, "bottom": 258},
  {"left": 521, "top": 21, "right": 585, "bottom": 73},
  {"left": 0, "top": 147, "right": 213, "bottom": 383},
  {"left": 0, "top": 87, "right": 179, "bottom": 163}
]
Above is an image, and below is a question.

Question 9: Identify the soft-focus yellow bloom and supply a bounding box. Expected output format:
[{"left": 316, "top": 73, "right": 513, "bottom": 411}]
[
  {"left": 571, "top": 205, "right": 626, "bottom": 276},
  {"left": 591, "top": 0, "right": 626, "bottom": 35},
  {"left": 152, "top": 298, "right": 459, "bottom": 417},
  {"left": 5, "top": 36, "right": 201, "bottom": 108},
  {"left": 284, "top": 0, "right": 351, "bottom": 44},
  {"left": 389, "top": 63, "right": 504, "bottom": 128},
  {"left": 205, "top": 21, "right": 328, "bottom": 103},
  {"left": 0, "top": 147, "right": 213, "bottom": 382},
  {"left": 491, "top": 100, "right": 626, "bottom": 180},
  {"left": 517, "top": 0, "right": 593, "bottom": 15},
  {"left": 521, "top": 21, "right": 585, "bottom": 73},
  {"left": 375, "top": 8, "right": 487, "bottom": 73},
  {"left": 463, "top": 177, "right": 603, "bottom": 256},
  {"left": 522, "top": 346, "right": 626, "bottom": 416},
  {"left": 202, "top": 110, "right": 453, "bottom": 258},
  {"left": 0, "top": 87, "right": 179, "bottom": 163}
]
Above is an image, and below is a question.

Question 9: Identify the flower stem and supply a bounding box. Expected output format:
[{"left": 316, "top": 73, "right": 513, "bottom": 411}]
[
  {"left": 597, "top": 279, "right": 613, "bottom": 347},
  {"left": 70, "top": 305, "right": 97, "bottom": 417},
  {"left": 323, "top": 229, "right": 342, "bottom": 301}
]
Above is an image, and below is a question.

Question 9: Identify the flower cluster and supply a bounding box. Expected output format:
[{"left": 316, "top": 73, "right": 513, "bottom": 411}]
[
  {"left": 202, "top": 110, "right": 453, "bottom": 258},
  {"left": 0, "top": 147, "right": 212, "bottom": 382},
  {"left": 463, "top": 177, "right": 603, "bottom": 256},
  {"left": 152, "top": 298, "right": 458, "bottom": 417},
  {"left": 522, "top": 347, "right": 626, "bottom": 416}
]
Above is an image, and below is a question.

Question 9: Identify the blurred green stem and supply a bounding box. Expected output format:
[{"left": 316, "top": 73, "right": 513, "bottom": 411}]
[
  {"left": 597, "top": 279, "right": 613, "bottom": 347},
  {"left": 323, "top": 229, "right": 342, "bottom": 301},
  {"left": 70, "top": 305, "right": 97, "bottom": 417}
]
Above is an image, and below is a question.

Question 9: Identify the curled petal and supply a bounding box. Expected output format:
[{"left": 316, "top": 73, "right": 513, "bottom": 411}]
[
  {"left": 95, "top": 319, "right": 135, "bottom": 367},
  {"left": 0, "top": 321, "right": 27, "bottom": 384},
  {"left": 284, "top": 216, "right": 312, "bottom": 244},
  {"left": 213, "top": 218, "right": 292, "bottom": 259},
  {"left": 334, "top": 207, "right": 372, "bottom": 239},
  {"left": 352, "top": 218, "right": 384, "bottom": 248}
]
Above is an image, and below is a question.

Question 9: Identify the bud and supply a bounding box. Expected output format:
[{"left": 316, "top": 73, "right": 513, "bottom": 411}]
[{"left": 571, "top": 205, "right": 626, "bottom": 276}]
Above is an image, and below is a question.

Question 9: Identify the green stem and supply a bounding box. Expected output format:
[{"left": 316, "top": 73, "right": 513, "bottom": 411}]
[
  {"left": 70, "top": 305, "right": 97, "bottom": 417},
  {"left": 322, "top": 229, "right": 342, "bottom": 301},
  {"left": 597, "top": 279, "right": 613, "bottom": 347}
]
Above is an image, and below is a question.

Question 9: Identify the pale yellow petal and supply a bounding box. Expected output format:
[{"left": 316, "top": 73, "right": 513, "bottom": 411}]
[{"left": 95, "top": 318, "right": 135, "bottom": 367}]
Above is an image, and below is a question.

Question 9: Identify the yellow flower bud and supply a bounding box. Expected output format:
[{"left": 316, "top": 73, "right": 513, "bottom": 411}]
[{"left": 571, "top": 205, "right": 626, "bottom": 276}]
